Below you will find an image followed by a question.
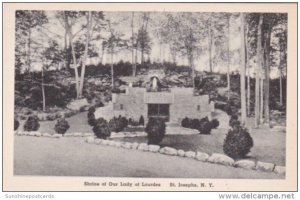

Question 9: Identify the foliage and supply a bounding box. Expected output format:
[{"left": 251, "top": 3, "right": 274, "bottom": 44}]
[
  {"left": 223, "top": 125, "right": 254, "bottom": 159},
  {"left": 181, "top": 116, "right": 214, "bottom": 134},
  {"left": 181, "top": 117, "right": 190, "bottom": 128},
  {"left": 229, "top": 115, "right": 240, "bottom": 128},
  {"left": 108, "top": 116, "right": 128, "bottom": 132},
  {"left": 92, "top": 118, "right": 111, "bottom": 139},
  {"left": 210, "top": 119, "right": 220, "bottom": 129},
  {"left": 87, "top": 106, "right": 96, "bottom": 126},
  {"left": 23, "top": 115, "right": 40, "bottom": 131},
  {"left": 145, "top": 118, "right": 166, "bottom": 145},
  {"left": 54, "top": 118, "right": 70, "bottom": 134},
  {"left": 14, "top": 118, "right": 20, "bottom": 131},
  {"left": 139, "top": 116, "right": 145, "bottom": 126}
]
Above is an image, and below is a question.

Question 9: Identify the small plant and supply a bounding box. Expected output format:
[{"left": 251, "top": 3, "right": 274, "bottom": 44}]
[
  {"left": 108, "top": 117, "right": 124, "bottom": 132},
  {"left": 210, "top": 119, "right": 220, "bottom": 129},
  {"left": 223, "top": 125, "right": 254, "bottom": 159},
  {"left": 87, "top": 106, "right": 96, "bottom": 126},
  {"left": 181, "top": 117, "right": 190, "bottom": 128},
  {"left": 229, "top": 115, "right": 239, "bottom": 127},
  {"left": 14, "top": 118, "right": 19, "bottom": 131},
  {"left": 120, "top": 116, "right": 128, "bottom": 129},
  {"left": 199, "top": 121, "right": 212, "bottom": 134},
  {"left": 190, "top": 118, "right": 200, "bottom": 129},
  {"left": 23, "top": 115, "right": 40, "bottom": 131},
  {"left": 145, "top": 118, "right": 166, "bottom": 145},
  {"left": 139, "top": 115, "right": 145, "bottom": 126},
  {"left": 54, "top": 118, "right": 70, "bottom": 135},
  {"left": 93, "top": 118, "right": 111, "bottom": 139}
]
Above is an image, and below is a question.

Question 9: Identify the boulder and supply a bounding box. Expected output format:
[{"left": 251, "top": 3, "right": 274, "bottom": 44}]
[
  {"left": 83, "top": 133, "right": 93, "bottom": 137},
  {"left": 73, "top": 132, "right": 82, "bottom": 137},
  {"left": 114, "top": 141, "right": 122, "bottom": 147},
  {"left": 121, "top": 142, "right": 133, "bottom": 149},
  {"left": 66, "top": 98, "right": 89, "bottom": 111},
  {"left": 177, "top": 149, "right": 185, "bottom": 157},
  {"left": 131, "top": 142, "right": 139, "bottom": 149},
  {"left": 255, "top": 161, "right": 275, "bottom": 172},
  {"left": 148, "top": 145, "right": 160, "bottom": 153},
  {"left": 108, "top": 140, "right": 116, "bottom": 146},
  {"left": 195, "top": 152, "right": 209, "bottom": 162},
  {"left": 159, "top": 147, "right": 177, "bottom": 156},
  {"left": 185, "top": 151, "right": 196, "bottom": 158},
  {"left": 94, "top": 139, "right": 102, "bottom": 144},
  {"left": 234, "top": 160, "right": 256, "bottom": 170},
  {"left": 42, "top": 133, "right": 52, "bottom": 137},
  {"left": 34, "top": 132, "right": 42, "bottom": 137},
  {"left": 52, "top": 134, "right": 62, "bottom": 139},
  {"left": 85, "top": 136, "right": 95, "bottom": 143},
  {"left": 208, "top": 153, "right": 235, "bottom": 166},
  {"left": 274, "top": 166, "right": 286, "bottom": 175},
  {"left": 137, "top": 143, "right": 149, "bottom": 151},
  {"left": 101, "top": 140, "right": 109, "bottom": 145}
]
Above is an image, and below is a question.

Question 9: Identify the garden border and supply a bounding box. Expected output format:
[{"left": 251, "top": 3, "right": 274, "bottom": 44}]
[{"left": 14, "top": 131, "right": 286, "bottom": 176}]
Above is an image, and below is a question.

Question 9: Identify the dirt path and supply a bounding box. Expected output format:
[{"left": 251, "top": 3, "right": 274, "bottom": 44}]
[{"left": 14, "top": 136, "right": 283, "bottom": 179}]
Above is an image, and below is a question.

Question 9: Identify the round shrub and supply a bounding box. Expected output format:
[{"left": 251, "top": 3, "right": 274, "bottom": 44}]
[
  {"left": 23, "top": 115, "right": 40, "bottom": 131},
  {"left": 120, "top": 116, "right": 128, "bottom": 129},
  {"left": 139, "top": 115, "right": 145, "bottom": 126},
  {"left": 54, "top": 118, "right": 70, "bottom": 134},
  {"left": 108, "top": 117, "right": 124, "bottom": 132},
  {"left": 210, "top": 119, "right": 220, "bottom": 129},
  {"left": 93, "top": 118, "right": 111, "bottom": 139},
  {"left": 199, "top": 121, "right": 212, "bottom": 134},
  {"left": 14, "top": 118, "right": 19, "bottom": 131},
  {"left": 190, "top": 118, "right": 200, "bottom": 129},
  {"left": 145, "top": 118, "right": 166, "bottom": 145},
  {"left": 88, "top": 106, "right": 96, "bottom": 113},
  {"left": 87, "top": 106, "right": 96, "bottom": 126},
  {"left": 223, "top": 126, "right": 254, "bottom": 159},
  {"left": 229, "top": 115, "right": 239, "bottom": 127},
  {"left": 181, "top": 117, "right": 190, "bottom": 128}
]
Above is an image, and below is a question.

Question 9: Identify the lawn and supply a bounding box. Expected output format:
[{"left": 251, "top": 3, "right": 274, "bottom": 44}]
[{"left": 113, "top": 127, "right": 286, "bottom": 166}]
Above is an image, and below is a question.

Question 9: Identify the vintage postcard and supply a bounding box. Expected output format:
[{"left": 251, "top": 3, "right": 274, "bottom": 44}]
[{"left": 2, "top": 2, "right": 297, "bottom": 191}]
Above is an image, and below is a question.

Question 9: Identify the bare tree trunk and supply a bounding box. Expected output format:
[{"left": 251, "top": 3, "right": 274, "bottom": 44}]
[
  {"left": 245, "top": 22, "right": 251, "bottom": 116},
  {"left": 227, "top": 14, "right": 231, "bottom": 101},
  {"left": 111, "top": 52, "right": 114, "bottom": 88},
  {"left": 279, "top": 50, "right": 283, "bottom": 106},
  {"left": 41, "top": 66, "right": 46, "bottom": 112},
  {"left": 255, "top": 14, "right": 263, "bottom": 128},
  {"left": 132, "top": 12, "right": 136, "bottom": 77},
  {"left": 64, "top": 12, "right": 80, "bottom": 99},
  {"left": 208, "top": 14, "right": 213, "bottom": 73},
  {"left": 240, "top": 13, "right": 247, "bottom": 125},
  {"left": 78, "top": 11, "right": 92, "bottom": 98},
  {"left": 260, "top": 77, "right": 264, "bottom": 124},
  {"left": 264, "top": 26, "right": 271, "bottom": 126}
]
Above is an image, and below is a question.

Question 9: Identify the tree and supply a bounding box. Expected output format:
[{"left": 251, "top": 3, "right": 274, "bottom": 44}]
[
  {"left": 255, "top": 14, "right": 263, "bottom": 128},
  {"left": 15, "top": 10, "right": 48, "bottom": 74},
  {"left": 240, "top": 13, "right": 247, "bottom": 124}
]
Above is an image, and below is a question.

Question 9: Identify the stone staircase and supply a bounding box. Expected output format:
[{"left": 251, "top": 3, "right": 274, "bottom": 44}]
[{"left": 165, "top": 122, "right": 199, "bottom": 135}]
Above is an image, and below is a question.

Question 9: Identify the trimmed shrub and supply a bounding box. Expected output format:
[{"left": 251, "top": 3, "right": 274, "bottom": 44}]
[
  {"left": 139, "top": 115, "right": 145, "bottom": 126},
  {"left": 23, "top": 115, "right": 40, "bottom": 131},
  {"left": 199, "top": 121, "right": 212, "bottom": 135},
  {"left": 54, "top": 118, "right": 70, "bottom": 134},
  {"left": 181, "top": 117, "right": 190, "bottom": 128},
  {"left": 229, "top": 115, "right": 239, "bottom": 127},
  {"left": 87, "top": 106, "right": 96, "bottom": 126},
  {"left": 93, "top": 118, "right": 111, "bottom": 139},
  {"left": 223, "top": 125, "right": 254, "bottom": 159},
  {"left": 190, "top": 119, "right": 200, "bottom": 129},
  {"left": 145, "top": 118, "right": 166, "bottom": 145},
  {"left": 108, "top": 117, "right": 125, "bottom": 132},
  {"left": 210, "top": 119, "right": 220, "bottom": 129},
  {"left": 14, "top": 118, "right": 19, "bottom": 131}
]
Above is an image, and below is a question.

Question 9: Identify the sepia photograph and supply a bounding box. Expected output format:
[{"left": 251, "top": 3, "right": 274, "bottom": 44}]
[{"left": 2, "top": 2, "right": 297, "bottom": 191}]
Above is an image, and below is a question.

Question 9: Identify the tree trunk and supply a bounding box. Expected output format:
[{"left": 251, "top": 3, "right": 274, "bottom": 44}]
[
  {"left": 245, "top": 22, "right": 251, "bottom": 116},
  {"left": 64, "top": 12, "right": 80, "bottom": 99},
  {"left": 208, "top": 14, "right": 213, "bottom": 73},
  {"left": 78, "top": 11, "right": 92, "bottom": 98},
  {"left": 260, "top": 77, "right": 264, "bottom": 124},
  {"left": 279, "top": 50, "right": 283, "bottom": 106},
  {"left": 227, "top": 14, "right": 231, "bottom": 101},
  {"left": 111, "top": 52, "right": 114, "bottom": 88},
  {"left": 132, "top": 12, "right": 136, "bottom": 77},
  {"left": 41, "top": 66, "right": 46, "bottom": 112},
  {"left": 255, "top": 14, "right": 263, "bottom": 128},
  {"left": 240, "top": 13, "right": 247, "bottom": 125},
  {"left": 263, "top": 25, "right": 271, "bottom": 126}
]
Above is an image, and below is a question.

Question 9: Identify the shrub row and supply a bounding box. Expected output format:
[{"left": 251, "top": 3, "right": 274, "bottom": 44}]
[{"left": 181, "top": 117, "right": 219, "bottom": 134}]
